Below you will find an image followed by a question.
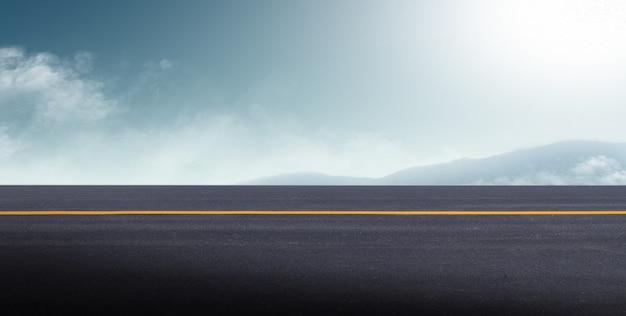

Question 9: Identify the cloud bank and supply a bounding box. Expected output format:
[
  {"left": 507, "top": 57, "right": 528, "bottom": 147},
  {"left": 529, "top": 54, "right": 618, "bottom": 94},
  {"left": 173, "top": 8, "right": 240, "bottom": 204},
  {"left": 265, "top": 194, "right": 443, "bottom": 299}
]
[
  {"left": 1, "top": 47, "right": 624, "bottom": 185},
  {"left": 0, "top": 48, "right": 421, "bottom": 184},
  {"left": 0, "top": 47, "right": 117, "bottom": 123},
  {"left": 490, "top": 156, "right": 626, "bottom": 185}
]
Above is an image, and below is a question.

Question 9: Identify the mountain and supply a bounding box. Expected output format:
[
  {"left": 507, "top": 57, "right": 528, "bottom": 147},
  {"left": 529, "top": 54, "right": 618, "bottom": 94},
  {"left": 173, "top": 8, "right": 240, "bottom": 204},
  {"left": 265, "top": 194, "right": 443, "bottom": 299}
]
[
  {"left": 242, "top": 140, "right": 626, "bottom": 185},
  {"left": 241, "top": 172, "right": 376, "bottom": 185},
  {"left": 381, "top": 140, "right": 626, "bottom": 185}
]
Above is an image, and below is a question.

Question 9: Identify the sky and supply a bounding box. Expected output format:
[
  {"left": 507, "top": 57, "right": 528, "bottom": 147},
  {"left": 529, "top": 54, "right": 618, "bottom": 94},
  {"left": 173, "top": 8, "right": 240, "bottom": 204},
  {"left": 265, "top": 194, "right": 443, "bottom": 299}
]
[{"left": 2, "top": 0, "right": 626, "bottom": 184}]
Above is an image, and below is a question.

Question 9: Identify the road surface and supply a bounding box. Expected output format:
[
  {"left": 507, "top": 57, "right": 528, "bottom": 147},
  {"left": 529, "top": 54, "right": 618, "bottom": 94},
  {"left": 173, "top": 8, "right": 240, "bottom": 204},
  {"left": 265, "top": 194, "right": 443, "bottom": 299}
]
[{"left": 1, "top": 186, "right": 625, "bottom": 315}]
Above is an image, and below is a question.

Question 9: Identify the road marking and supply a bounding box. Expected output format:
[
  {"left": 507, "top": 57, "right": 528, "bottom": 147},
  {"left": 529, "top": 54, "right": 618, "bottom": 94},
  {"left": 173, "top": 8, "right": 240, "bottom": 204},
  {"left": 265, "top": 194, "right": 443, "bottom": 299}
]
[{"left": 2, "top": 210, "right": 626, "bottom": 215}]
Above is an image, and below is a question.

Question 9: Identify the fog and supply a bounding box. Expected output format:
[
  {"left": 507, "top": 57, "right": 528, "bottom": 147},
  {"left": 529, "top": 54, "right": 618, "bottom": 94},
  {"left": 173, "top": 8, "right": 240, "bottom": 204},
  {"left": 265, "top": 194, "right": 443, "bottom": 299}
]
[{"left": 2, "top": 1, "right": 626, "bottom": 184}]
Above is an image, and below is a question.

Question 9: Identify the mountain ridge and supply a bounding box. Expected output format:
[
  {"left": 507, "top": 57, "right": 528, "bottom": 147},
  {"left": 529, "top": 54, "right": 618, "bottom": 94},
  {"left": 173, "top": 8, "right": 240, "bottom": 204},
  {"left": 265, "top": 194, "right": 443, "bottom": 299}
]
[{"left": 240, "top": 140, "right": 626, "bottom": 185}]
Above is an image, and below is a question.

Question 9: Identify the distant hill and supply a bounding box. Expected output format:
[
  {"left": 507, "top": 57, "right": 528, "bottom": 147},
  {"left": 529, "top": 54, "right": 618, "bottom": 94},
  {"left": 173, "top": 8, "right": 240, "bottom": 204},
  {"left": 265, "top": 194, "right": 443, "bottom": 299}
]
[
  {"left": 241, "top": 171, "right": 376, "bottom": 185},
  {"left": 381, "top": 140, "right": 626, "bottom": 185},
  {"left": 242, "top": 140, "right": 626, "bottom": 185}
]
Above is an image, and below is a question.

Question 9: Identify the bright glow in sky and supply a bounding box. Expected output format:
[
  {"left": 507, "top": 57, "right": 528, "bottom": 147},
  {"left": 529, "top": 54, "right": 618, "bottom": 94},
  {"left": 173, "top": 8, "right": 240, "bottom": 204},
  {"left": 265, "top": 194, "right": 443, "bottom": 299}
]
[
  {"left": 474, "top": 0, "right": 626, "bottom": 86},
  {"left": 1, "top": 0, "right": 626, "bottom": 184}
]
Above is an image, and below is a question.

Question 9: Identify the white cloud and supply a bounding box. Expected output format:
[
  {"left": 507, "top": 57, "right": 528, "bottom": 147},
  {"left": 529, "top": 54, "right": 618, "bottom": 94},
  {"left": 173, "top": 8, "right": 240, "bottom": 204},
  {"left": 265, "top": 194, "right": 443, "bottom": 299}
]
[
  {"left": 159, "top": 59, "right": 173, "bottom": 70},
  {"left": 4, "top": 47, "right": 622, "bottom": 185},
  {"left": 0, "top": 128, "right": 21, "bottom": 159},
  {"left": 3, "top": 51, "right": 623, "bottom": 185},
  {"left": 571, "top": 155, "right": 626, "bottom": 184},
  {"left": 0, "top": 47, "right": 117, "bottom": 123},
  {"left": 0, "top": 50, "right": 421, "bottom": 184},
  {"left": 117, "top": 106, "right": 421, "bottom": 184},
  {"left": 0, "top": 48, "right": 451, "bottom": 184},
  {"left": 485, "top": 155, "right": 626, "bottom": 185}
]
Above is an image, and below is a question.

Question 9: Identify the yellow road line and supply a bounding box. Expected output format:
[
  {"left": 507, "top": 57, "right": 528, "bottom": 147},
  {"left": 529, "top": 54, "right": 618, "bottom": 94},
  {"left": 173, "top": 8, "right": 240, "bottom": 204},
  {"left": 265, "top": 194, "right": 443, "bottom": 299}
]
[{"left": 2, "top": 210, "right": 626, "bottom": 215}]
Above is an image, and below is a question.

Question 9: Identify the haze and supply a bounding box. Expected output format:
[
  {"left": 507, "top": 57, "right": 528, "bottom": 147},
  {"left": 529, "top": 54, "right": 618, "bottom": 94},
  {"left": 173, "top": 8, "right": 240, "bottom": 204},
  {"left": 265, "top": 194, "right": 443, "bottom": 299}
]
[{"left": 2, "top": 0, "right": 626, "bottom": 184}]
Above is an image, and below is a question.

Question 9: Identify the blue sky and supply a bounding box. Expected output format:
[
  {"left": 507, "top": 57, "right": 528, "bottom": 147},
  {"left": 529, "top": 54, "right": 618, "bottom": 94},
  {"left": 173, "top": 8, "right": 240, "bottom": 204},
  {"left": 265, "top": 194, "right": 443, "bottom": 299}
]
[{"left": 2, "top": 0, "right": 626, "bottom": 184}]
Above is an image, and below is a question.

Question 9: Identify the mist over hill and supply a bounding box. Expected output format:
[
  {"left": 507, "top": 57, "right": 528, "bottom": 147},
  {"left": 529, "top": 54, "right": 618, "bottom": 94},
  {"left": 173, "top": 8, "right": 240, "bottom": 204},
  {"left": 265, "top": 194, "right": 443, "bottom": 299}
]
[
  {"left": 243, "top": 140, "right": 626, "bottom": 185},
  {"left": 242, "top": 172, "right": 376, "bottom": 185}
]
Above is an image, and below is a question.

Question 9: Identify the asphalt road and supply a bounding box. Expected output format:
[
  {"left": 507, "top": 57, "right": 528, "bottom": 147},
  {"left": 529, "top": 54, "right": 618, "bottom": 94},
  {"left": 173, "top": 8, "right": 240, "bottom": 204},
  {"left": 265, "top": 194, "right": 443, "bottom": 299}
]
[{"left": 1, "top": 186, "right": 626, "bottom": 315}]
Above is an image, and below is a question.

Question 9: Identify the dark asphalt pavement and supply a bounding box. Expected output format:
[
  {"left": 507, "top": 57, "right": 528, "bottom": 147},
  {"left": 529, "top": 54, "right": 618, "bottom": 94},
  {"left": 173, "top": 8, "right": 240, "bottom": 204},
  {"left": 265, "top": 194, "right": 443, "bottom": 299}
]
[
  {"left": 2, "top": 185, "right": 626, "bottom": 210},
  {"left": 1, "top": 186, "right": 626, "bottom": 315}
]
